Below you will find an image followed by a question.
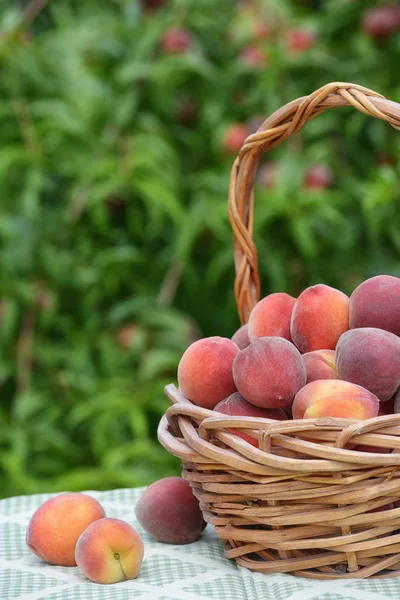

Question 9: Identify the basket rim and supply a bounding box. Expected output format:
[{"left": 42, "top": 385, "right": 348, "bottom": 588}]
[{"left": 159, "top": 383, "right": 400, "bottom": 473}]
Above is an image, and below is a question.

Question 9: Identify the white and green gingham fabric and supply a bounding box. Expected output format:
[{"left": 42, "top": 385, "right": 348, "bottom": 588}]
[{"left": 1, "top": 487, "right": 400, "bottom": 600}]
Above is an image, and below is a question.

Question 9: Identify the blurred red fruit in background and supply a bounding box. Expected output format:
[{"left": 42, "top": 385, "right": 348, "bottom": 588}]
[
  {"left": 361, "top": 5, "right": 400, "bottom": 39},
  {"left": 240, "top": 46, "right": 266, "bottom": 68},
  {"left": 286, "top": 28, "right": 316, "bottom": 53},
  {"left": 223, "top": 123, "right": 250, "bottom": 153},
  {"left": 304, "top": 164, "right": 333, "bottom": 189},
  {"left": 161, "top": 28, "right": 192, "bottom": 54},
  {"left": 254, "top": 22, "right": 271, "bottom": 40}
]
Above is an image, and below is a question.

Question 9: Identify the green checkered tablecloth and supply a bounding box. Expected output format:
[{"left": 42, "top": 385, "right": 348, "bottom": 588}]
[{"left": 1, "top": 487, "right": 400, "bottom": 600}]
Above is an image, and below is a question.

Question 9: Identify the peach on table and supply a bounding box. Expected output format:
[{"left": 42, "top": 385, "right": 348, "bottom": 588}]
[
  {"left": 26, "top": 492, "right": 105, "bottom": 567},
  {"left": 75, "top": 517, "right": 144, "bottom": 584}
]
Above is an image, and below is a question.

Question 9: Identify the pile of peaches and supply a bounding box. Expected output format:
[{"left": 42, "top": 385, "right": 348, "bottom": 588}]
[
  {"left": 26, "top": 476, "right": 206, "bottom": 584},
  {"left": 178, "top": 274, "right": 400, "bottom": 447}
]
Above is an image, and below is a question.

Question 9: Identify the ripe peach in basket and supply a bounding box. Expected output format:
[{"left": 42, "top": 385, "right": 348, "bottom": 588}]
[
  {"left": 75, "top": 518, "right": 144, "bottom": 584},
  {"left": 233, "top": 336, "right": 306, "bottom": 409},
  {"left": 231, "top": 323, "right": 250, "bottom": 350},
  {"left": 135, "top": 477, "right": 205, "bottom": 544},
  {"left": 303, "top": 349, "right": 338, "bottom": 384},
  {"left": 248, "top": 292, "right": 296, "bottom": 343},
  {"left": 177, "top": 336, "right": 239, "bottom": 409},
  {"left": 214, "top": 392, "right": 287, "bottom": 447},
  {"left": 26, "top": 492, "right": 105, "bottom": 566},
  {"left": 349, "top": 274, "right": 400, "bottom": 336},
  {"left": 292, "top": 380, "right": 379, "bottom": 420},
  {"left": 336, "top": 327, "right": 400, "bottom": 401},
  {"left": 290, "top": 284, "right": 349, "bottom": 353}
]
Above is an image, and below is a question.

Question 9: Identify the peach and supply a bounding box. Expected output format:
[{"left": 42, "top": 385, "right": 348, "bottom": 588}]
[
  {"left": 75, "top": 518, "right": 143, "bottom": 584},
  {"left": 231, "top": 324, "right": 250, "bottom": 349},
  {"left": 290, "top": 284, "right": 349, "bottom": 353},
  {"left": 135, "top": 477, "right": 205, "bottom": 544},
  {"left": 26, "top": 493, "right": 106, "bottom": 566},
  {"left": 349, "top": 274, "right": 400, "bottom": 336},
  {"left": 177, "top": 336, "right": 239, "bottom": 409},
  {"left": 292, "top": 380, "right": 379, "bottom": 420},
  {"left": 303, "top": 349, "right": 338, "bottom": 384},
  {"left": 214, "top": 392, "right": 287, "bottom": 446},
  {"left": 336, "top": 328, "right": 400, "bottom": 401},
  {"left": 248, "top": 292, "right": 296, "bottom": 342},
  {"left": 232, "top": 337, "right": 306, "bottom": 409},
  {"left": 379, "top": 395, "right": 395, "bottom": 415}
]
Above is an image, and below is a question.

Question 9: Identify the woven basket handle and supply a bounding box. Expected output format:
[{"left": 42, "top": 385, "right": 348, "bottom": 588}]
[{"left": 228, "top": 81, "right": 400, "bottom": 324}]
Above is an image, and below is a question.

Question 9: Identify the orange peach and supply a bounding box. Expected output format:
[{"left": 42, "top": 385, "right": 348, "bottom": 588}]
[
  {"left": 290, "top": 284, "right": 349, "bottom": 353},
  {"left": 232, "top": 337, "right": 306, "bottom": 409},
  {"left": 349, "top": 274, "right": 400, "bottom": 336},
  {"left": 135, "top": 477, "right": 205, "bottom": 544},
  {"left": 214, "top": 392, "right": 286, "bottom": 446},
  {"left": 231, "top": 324, "right": 250, "bottom": 349},
  {"left": 303, "top": 349, "right": 338, "bottom": 384},
  {"left": 26, "top": 493, "right": 106, "bottom": 566},
  {"left": 75, "top": 518, "right": 143, "bottom": 584},
  {"left": 292, "top": 380, "right": 379, "bottom": 420},
  {"left": 177, "top": 336, "right": 239, "bottom": 409},
  {"left": 336, "top": 328, "right": 400, "bottom": 401},
  {"left": 248, "top": 292, "right": 296, "bottom": 342}
]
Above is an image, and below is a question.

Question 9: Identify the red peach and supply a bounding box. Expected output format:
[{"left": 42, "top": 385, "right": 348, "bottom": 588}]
[
  {"left": 231, "top": 324, "right": 250, "bottom": 350},
  {"left": 303, "top": 349, "right": 338, "bottom": 384},
  {"left": 292, "top": 380, "right": 379, "bottom": 420},
  {"left": 177, "top": 336, "right": 239, "bottom": 409},
  {"left": 379, "top": 395, "right": 395, "bottom": 415},
  {"left": 214, "top": 392, "right": 286, "bottom": 446},
  {"left": 349, "top": 274, "right": 400, "bottom": 336},
  {"left": 26, "top": 493, "right": 106, "bottom": 566},
  {"left": 135, "top": 477, "right": 205, "bottom": 544},
  {"left": 336, "top": 328, "right": 400, "bottom": 401},
  {"left": 290, "top": 284, "right": 349, "bottom": 353},
  {"left": 248, "top": 292, "right": 296, "bottom": 342},
  {"left": 75, "top": 518, "right": 143, "bottom": 584},
  {"left": 233, "top": 337, "right": 306, "bottom": 409}
]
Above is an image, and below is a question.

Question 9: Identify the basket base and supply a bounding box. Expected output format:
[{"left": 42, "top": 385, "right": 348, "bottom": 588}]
[{"left": 223, "top": 540, "right": 400, "bottom": 579}]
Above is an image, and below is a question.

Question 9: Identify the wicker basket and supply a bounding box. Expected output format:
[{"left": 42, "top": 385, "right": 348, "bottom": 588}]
[{"left": 158, "top": 82, "right": 400, "bottom": 579}]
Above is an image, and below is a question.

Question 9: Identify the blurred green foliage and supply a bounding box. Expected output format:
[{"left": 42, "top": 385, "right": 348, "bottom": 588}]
[{"left": 1, "top": 0, "right": 400, "bottom": 498}]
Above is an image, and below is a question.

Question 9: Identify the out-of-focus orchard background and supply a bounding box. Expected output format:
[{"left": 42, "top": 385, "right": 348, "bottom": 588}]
[{"left": 1, "top": 0, "right": 400, "bottom": 499}]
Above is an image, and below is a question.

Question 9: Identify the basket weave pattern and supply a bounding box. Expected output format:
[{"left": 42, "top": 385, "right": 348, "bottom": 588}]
[{"left": 158, "top": 83, "right": 400, "bottom": 579}]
